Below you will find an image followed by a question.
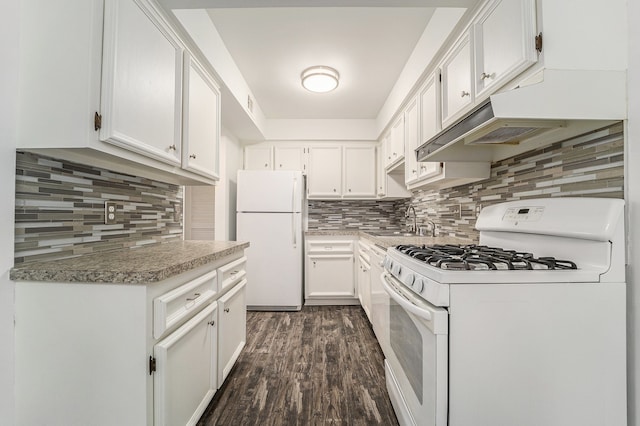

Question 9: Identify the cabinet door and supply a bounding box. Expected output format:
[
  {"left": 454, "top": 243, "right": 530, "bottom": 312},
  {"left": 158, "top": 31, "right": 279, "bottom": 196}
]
[
  {"left": 274, "top": 146, "right": 306, "bottom": 172},
  {"left": 244, "top": 146, "right": 273, "bottom": 170},
  {"left": 306, "top": 254, "right": 355, "bottom": 298},
  {"left": 475, "top": 0, "right": 537, "bottom": 97},
  {"left": 376, "top": 143, "right": 385, "bottom": 197},
  {"left": 101, "top": 0, "right": 183, "bottom": 165},
  {"left": 358, "top": 259, "right": 372, "bottom": 322},
  {"left": 404, "top": 97, "right": 419, "bottom": 184},
  {"left": 420, "top": 72, "right": 441, "bottom": 143},
  {"left": 343, "top": 146, "right": 376, "bottom": 198},
  {"left": 154, "top": 302, "right": 217, "bottom": 426},
  {"left": 307, "top": 146, "right": 342, "bottom": 198},
  {"left": 442, "top": 32, "right": 474, "bottom": 126},
  {"left": 418, "top": 72, "right": 443, "bottom": 180},
  {"left": 218, "top": 280, "right": 247, "bottom": 385},
  {"left": 386, "top": 115, "right": 405, "bottom": 169},
  {"left": 182, "top": 54, "right": 220, "bottom": 179}
]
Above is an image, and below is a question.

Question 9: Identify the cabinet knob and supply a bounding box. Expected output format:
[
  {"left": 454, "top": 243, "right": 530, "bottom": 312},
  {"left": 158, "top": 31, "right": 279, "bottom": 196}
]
[
  {"left": 189, "top": 154, "right": 197, "bottom": 159},
  {"left": 481, "top": 72, "right": 494, "bottom": 80},
  {"left": 264, "top": 163, "right": 268, "bottom": 167},
  {"left": 348, "top": 189, "right": 352, "bottom": 192},
  {"left": 460, "top": 91, "right": 470, "bottom": 97},
  {"left": 333, "top": 188, "right": 337, "bottom": 192},
  {"left": 208, "top": 321, "right": 215, "bottom": 326},
  {"left": 412, "top": 169, "right": 417, "bottom": 174},
  {"left": 279, "top": 164, "right": 283, "bottom": 168},
  {"left": 168, "top": 144, "right": 177, "bottom": 151},
  {"left": 224, "top": 308, "right": 230, "bottom": 313}
]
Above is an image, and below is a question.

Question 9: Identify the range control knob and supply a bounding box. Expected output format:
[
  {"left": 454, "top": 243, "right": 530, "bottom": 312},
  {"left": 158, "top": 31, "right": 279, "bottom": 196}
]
[
  {"left": 392, "top": 263, "right": 402, "bottom": 276},
  {"left": 413, "top": 278, "right": 424, "bottom": 293},
  {"left": 403, "top": 273, "right": 415, "bottom": 287}
]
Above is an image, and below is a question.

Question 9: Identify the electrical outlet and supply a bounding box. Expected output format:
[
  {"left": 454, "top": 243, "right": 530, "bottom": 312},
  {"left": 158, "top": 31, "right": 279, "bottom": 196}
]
[
  {"left": 105, "top": 201, "right": 117, "bottom": 225},
  {"left": 452, "top": 204, "right": 461, "bottom": 220},
  {"left": 174, "top": 203, "right": 183, "bottom": 222}
]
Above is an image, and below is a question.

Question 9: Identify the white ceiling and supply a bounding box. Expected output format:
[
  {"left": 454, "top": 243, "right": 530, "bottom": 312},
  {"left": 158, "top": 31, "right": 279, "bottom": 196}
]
[
  {"left": 206, "top": 7, "right": 435, "bottom": 119},
  {"left": 161, "top": 0, "right": 478, "bottom": 122}
]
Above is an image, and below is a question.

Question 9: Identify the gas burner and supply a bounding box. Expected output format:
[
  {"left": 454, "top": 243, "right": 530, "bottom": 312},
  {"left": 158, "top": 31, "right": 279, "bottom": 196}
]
[{"left": 395, "top": 244, "right": 577, "bottom": 271}]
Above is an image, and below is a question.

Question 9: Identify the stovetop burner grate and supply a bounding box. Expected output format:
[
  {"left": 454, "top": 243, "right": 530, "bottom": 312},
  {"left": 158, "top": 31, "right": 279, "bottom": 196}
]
[{"left": 395, "top": 244, "right": 578, "bottom": 271}]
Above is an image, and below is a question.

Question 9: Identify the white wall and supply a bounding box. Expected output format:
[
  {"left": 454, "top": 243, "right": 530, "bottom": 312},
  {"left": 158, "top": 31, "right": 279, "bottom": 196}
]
[
  {"left": 0, "top": 2, "right": 18, "bottom": 423},
  {"left": 375, "top": 7, "right": 465, "bottom": 135},
  {"left": 215, "top": 128, "right": 243, "bottom": 240},
  {"left": 626, "top": 0, "right": 640, "bottom": 423}
]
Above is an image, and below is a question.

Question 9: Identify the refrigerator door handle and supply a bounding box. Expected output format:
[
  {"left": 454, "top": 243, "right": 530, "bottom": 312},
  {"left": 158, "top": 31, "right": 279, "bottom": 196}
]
[
  {"left": 292, "top": 213, "right": 297, "bottom": 247},
  {"left": 292, "top": 177, "right": 297, "bottom": 211}
]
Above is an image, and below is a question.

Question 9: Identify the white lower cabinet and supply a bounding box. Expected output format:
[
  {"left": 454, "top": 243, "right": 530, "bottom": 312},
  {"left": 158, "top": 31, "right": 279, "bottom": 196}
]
[
  {"left": 217, "top": 279, "right": 247, "bottom": 384},
  {"left": 357, "top": 251, "right": 372, "bottom": 322},
  {"left": 305, "top": 237, "right": 357, "bottom": 305},
  {"left": 15, "top": 251, "right": 247, "bottom": 426},
  {"left": 154, "top": 303, "right": 218, "bottom": 426}
]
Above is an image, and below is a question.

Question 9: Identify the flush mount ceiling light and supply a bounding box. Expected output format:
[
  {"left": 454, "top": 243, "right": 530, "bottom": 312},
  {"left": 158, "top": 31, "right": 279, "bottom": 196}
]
[{"left": 301, "top": 66, "right": 339, "bottom": 93}]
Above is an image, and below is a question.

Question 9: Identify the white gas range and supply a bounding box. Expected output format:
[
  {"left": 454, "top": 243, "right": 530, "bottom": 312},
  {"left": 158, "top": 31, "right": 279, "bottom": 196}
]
[{"left": 381, "top": 198, "right": 626, "bottom": 426}]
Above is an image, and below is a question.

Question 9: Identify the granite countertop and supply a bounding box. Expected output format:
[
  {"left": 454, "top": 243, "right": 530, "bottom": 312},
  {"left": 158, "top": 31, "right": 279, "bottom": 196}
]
[
  {"left": 305, "top": 230, "right": 473, "bottom": 249},
  {"left": 10, "top": 240, "right": 250, "bottom": 284}
]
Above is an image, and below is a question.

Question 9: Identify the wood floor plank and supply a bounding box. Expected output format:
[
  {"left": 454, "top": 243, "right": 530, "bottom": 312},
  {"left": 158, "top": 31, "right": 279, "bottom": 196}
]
[{"left": 197, "top": 306, "right": 399, "bottom": 426}]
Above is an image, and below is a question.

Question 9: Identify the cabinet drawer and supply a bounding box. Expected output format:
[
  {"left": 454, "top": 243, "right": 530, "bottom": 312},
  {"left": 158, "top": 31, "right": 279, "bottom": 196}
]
[
  {"left": 307, "top": 240, "right": 354, "bottom": 254},
  {"left": 218, "top": 256, "right": 247, "bottom": 292},
  {"left": 154, "top": 269, "right": 218, "bottom": 339}
]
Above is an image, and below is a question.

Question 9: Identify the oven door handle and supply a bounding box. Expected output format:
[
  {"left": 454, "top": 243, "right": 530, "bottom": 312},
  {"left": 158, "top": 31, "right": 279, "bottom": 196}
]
[{"left": 381, "top": 272, "right": 433, "bottom": 322}]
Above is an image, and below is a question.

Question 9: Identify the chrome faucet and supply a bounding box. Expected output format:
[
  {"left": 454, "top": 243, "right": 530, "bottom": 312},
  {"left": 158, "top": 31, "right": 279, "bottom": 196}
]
[
  {"left": 424, "top": 220, "right": 436, "bottom": 237},
  {"left": 405, "top": 205, "right": 417, "bottom": 234}
]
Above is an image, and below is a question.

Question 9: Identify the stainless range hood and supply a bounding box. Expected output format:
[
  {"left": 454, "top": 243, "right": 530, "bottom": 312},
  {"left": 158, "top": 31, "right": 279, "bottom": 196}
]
[{"left": 416, "top": 69, "right": 626, "bottom": 163}]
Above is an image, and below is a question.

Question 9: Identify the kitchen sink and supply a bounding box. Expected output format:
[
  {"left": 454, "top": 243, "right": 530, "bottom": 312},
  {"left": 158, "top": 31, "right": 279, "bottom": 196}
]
[{"left": 367, "top": 231, "right": 418, "bottom": 237}]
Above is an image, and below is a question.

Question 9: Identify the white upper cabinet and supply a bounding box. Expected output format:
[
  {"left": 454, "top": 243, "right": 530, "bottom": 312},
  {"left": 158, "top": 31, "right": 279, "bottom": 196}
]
[
  {"left": 244, "top": 145, "right": 273, "bottom": 170},
  {"left": 343, "top": 146, "right": 376, "bottom": 198},
  {"left": 385, "top": 115, "right": 405, "bottom": 170},
  {"left": 418, "top": 73, "right": 444, "bottom": 180},
  {"left": 17, "top": 0, "right": 219, "bottom": 185},
  {"left": 274, "top": 146, "right": 306, "bottom": 172},
  {"left": 100, "top": 0, "right": 183, "bottom": 166},
  {"left": 307, "top": 146, "right": 342, "bottom": 199},
  {"left": 182, "top": 53, "right": 220, "bottom": 180},
  {"left": 404, "top": 97, "right": 420, "bottom": 184},
  {"left": 474, "top": 0, "right": 537, "bottom": 98},
  {"left": 441, "top": 31, "right": 474, "bottom": 127}
]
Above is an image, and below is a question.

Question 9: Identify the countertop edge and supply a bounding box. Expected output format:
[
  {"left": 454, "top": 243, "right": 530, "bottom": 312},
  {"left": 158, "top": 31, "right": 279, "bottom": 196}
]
[{"left": 10, "top": 241, "right": 250, "bottom": 284}]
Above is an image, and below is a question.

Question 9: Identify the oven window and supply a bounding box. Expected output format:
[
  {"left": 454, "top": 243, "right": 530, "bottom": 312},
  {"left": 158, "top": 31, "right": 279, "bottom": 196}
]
[{"left": 390, "top": 299, "right": 423, "bottom": 403}]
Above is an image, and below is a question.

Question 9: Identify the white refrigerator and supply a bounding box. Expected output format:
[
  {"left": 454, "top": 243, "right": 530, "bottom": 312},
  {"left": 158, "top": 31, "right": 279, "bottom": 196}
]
[{"left": 236, "top": 170, "right": 304, "bottom": 310}]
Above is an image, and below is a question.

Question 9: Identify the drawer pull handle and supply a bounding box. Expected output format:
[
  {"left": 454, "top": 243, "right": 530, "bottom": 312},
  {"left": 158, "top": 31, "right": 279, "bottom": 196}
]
[
  {"left": 189, "top": 153, "right": 197, "bottom": 159},
  {"left": 208, "top": 320, "right": 215, "bottom": 326},
  {"left": 224, "top": 308, "right": 230, "bottom": 313},
  {"left": 186, "top": 293, "right": 201, "bottom": 302},
  {"left": 230, "top": 270, "right": 239, "bottom": 275}
]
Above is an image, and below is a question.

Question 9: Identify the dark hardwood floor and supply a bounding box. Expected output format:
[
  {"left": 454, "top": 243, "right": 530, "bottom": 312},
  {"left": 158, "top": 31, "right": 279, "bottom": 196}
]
[{"left": 197, "top": 305, "right": 399, "bottom": 426}]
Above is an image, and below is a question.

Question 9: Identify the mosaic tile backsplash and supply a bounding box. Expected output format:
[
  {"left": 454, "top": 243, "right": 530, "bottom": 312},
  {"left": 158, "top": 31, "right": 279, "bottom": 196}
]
[
  {"left": 15, "top": 151, "right": 183, "bottom": 264},
  {"left": 307, "top": 199, "right": 402, "bottom": 232},
  {"left": 309, "top": 123, "right": 624, "bottom": 242}
]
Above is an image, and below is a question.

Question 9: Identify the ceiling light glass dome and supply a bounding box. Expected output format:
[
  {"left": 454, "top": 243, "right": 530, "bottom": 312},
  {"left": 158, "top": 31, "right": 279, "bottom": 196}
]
[{"left": 301, "top": 66, "right": 339, "bottom": 93}]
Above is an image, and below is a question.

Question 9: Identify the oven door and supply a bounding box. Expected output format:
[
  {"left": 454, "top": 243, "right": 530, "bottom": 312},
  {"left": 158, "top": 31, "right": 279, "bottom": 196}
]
[{"left": 381, "top": 271, "right": 448, "bottom": 426}]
